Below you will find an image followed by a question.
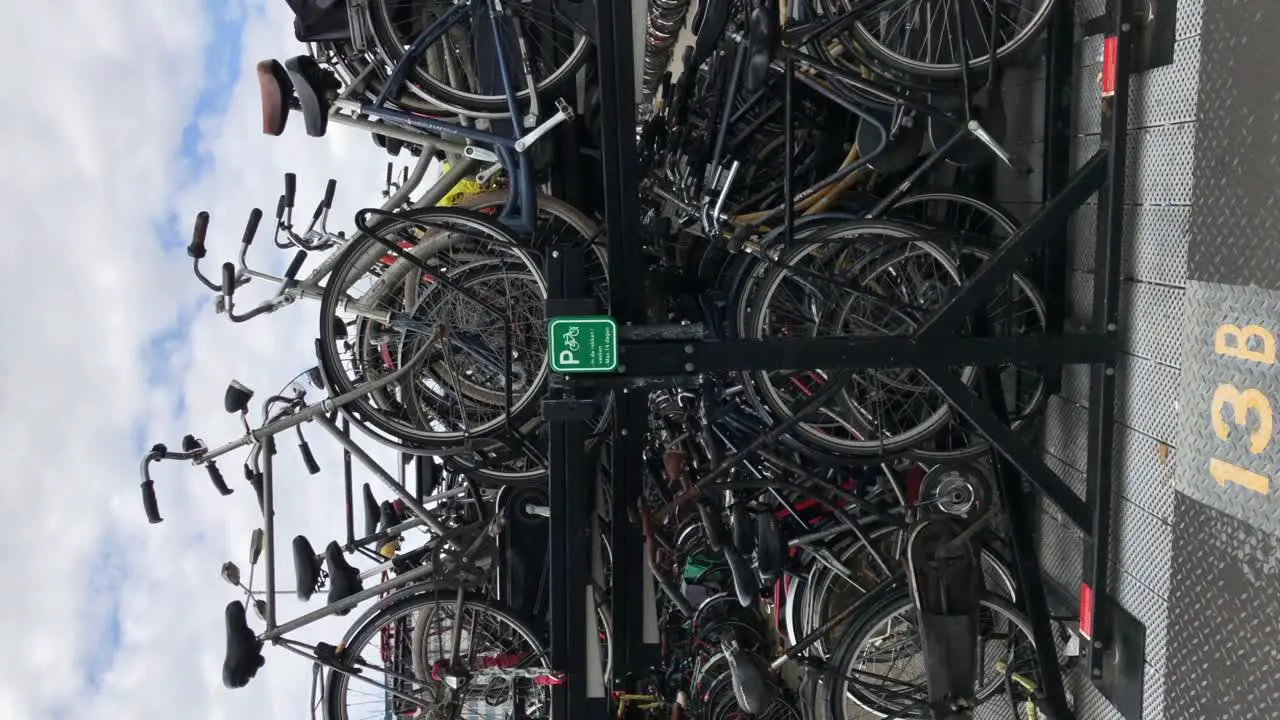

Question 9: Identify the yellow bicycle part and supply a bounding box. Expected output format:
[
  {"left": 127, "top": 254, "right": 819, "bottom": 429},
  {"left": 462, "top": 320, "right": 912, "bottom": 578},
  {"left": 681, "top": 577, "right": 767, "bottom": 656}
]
[{"left": 995, "top": 660, "right": 1040, "bottom": 720}]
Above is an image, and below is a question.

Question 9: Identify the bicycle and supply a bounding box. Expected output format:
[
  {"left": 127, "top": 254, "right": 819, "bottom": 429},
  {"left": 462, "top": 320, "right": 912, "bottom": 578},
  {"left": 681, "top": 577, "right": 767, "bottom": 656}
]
[{"left": 258, "top": 0, "right": 585, "bottom": 235}]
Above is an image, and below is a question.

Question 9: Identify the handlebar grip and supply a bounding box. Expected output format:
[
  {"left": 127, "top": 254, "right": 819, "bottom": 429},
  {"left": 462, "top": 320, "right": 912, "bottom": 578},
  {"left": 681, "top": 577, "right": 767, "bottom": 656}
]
[
  {"left": 298, "top": 441, "right": 320, "bottom": 475},
  {"left": 275, "top": 194, "right": 287, "bottom": 221},
  {"left": 722, "top": 546, "right": 760, "bottom": 608},
  {"left": 188, "top": 212, "right": 210, "bottom": 259},
  {"left": 142, "top": 480, "right": 163, "bottom": 524},
  {"left": 242, "top": 208, "right": 263, "bottom": 246},
  {"left": 284, "top": 173, "right": 297, "bottom": 208},
  {"left": 283, "top": 250, "right": 307, "bottom": 282},
  {"left": 245, "top": 466, "right": 265, "bottom": 512},
  {"left": 385, "top": 163, "right": 393, "bottom": 186},
  {"left": 221, "top": 263, "right": 237, "bottom": 297},
  {"left": 322, "top": 179, "right": 337, "bottom": 209},
  {"left": 208, "top": 462, "right": 233, "bottom": 496}
]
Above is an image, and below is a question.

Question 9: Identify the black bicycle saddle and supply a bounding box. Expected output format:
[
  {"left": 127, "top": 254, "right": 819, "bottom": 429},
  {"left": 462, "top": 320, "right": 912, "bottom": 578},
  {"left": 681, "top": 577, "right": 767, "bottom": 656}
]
[{"left": 221, "top": 601, "right": 265, "bottom": 689}]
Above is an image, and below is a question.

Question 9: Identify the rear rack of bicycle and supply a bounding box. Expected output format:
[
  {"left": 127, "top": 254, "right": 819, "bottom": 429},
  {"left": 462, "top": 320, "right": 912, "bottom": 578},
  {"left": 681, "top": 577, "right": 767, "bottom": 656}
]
[{"left": 542, "top": 0, "right": 1179, "bottom": 717}]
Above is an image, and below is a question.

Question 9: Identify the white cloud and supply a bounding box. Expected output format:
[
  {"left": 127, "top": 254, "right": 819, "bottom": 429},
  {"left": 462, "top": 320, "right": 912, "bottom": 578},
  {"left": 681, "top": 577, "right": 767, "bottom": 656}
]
[{"left": 0, "top": 1, "right": 426, "bottom": 718}]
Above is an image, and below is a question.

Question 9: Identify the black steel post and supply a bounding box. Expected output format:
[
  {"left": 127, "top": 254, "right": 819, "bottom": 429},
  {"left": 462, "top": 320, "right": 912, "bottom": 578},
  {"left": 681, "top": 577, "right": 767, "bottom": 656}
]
[
  {"left": 1083, "top": 0, "right": 1136, "bottom": 679},
  {"left": 1040, "top": 0, "right": 1076, "bottom": 396},
  {"left": 593, "top": 0, "right": 653, "bottom": 695},
  {"left": 544, "top": 243, "right": 599, "bottom": 719}
]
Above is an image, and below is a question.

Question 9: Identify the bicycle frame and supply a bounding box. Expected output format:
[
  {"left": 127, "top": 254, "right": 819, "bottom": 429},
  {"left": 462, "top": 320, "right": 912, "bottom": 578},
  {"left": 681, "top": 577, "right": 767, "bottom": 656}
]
[
  {"left": 197, "top": 150, "right": 481, "bottom": 325},
  {"left": 346, "top": 0, "right": 576, "bottom": 235}
]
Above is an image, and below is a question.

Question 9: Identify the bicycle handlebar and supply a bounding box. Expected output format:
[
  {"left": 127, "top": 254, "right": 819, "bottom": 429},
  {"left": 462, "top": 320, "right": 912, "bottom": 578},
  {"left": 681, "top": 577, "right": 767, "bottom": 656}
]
[
  {"left": 321, "top": 179, "right": 336, "bottom": 210},
  {"left": 189, "top": 212, "right": 210, "bottom": 259},
  {"left": 140, "top": 443, "right": 199, "bottom": 524},
  {"left": 241, "top": 208, "right": 263, "bottom": 246},
  {"left": 283, "top": 173, "right": 296, "bottom": 209},
  {"left": 283, "top": 250, "right": 307, "bottom": 283}
]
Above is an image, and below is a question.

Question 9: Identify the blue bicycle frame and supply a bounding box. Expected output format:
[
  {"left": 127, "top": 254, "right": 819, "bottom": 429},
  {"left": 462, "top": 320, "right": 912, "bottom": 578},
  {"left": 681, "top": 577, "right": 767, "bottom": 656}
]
[{"left": 360, "top": 1, "right": 541, "bottom": 235}]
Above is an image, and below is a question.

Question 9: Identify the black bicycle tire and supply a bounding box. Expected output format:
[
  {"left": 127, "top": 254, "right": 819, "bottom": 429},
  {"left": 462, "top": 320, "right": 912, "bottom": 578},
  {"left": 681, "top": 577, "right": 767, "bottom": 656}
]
[
  {"left": 316, "top": 207, "right": 548, "bottom": 450},
  {"left": 367, "top": 0, "right": 593, "bottom": 112},
  {"left": 847, "top": 0, "right": 1057, "bottom": 80},
  {"left": 825, "top": 588, "right": 1035, "bottom": 719},
  {"left": 324, "top": 591, "right": 549, "bottom": 720}
]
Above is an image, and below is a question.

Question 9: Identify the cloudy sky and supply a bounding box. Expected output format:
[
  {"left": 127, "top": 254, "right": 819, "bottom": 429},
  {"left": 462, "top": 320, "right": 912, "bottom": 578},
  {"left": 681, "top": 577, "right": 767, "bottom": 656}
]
[{"left": 0, "top": 1, "right": 423, "bottom": 717}]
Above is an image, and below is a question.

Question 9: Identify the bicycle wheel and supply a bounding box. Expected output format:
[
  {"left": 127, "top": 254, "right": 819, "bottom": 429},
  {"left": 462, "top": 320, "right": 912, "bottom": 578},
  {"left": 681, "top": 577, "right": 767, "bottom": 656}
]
[
  {"left": 822, "top": 0, "right": 1057, "bottom": 80},
  {"left": 368, "top": 0, "right": 592, "bottom": 113},
  {"left": 794, "top": 525, "right": 1016, "bottom": 658},
  {"left": 887, "top": 192, "right": 1049, "bottom": 461},
  {"left": 325, "top": 590, "right": 552, "bottom": 719},
  {"left": 741, "top": 221, "right": 976, "bottom": 456},
  {"left": 317, "top": 208, "right": 549, "bottom": 449},
  {"left": 825, "top": 588, "right": 1042, "bottom": 720},
  {"left": 447, "top": 190, "right": 614, "bottom": 484}
]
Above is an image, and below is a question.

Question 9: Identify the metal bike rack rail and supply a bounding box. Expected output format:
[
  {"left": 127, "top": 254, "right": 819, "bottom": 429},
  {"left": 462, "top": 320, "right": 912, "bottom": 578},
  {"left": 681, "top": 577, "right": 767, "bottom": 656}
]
[{"left": 542, "top": 0, "right": 1152, "bottom": 717}]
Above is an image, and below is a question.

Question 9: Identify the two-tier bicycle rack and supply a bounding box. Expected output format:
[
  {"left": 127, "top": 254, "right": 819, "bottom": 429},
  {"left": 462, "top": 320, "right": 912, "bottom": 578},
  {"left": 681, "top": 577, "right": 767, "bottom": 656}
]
[{"left": 540, "top": 0, "right": 1168, "bottom": 717}]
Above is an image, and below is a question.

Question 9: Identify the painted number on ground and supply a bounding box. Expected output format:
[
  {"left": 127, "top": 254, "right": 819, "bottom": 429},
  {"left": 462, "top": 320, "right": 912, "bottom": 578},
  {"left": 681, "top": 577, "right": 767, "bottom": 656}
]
[
  {"left": 549, "top": 316, "right": 618, "bottom": 373},
  {"left": 1208, "top": 323, "right": 1277, "bottom": 495}
]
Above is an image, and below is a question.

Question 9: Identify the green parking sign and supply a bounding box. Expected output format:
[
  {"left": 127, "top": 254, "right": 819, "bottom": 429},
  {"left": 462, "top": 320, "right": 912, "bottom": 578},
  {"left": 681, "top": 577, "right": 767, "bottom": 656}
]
[{"left": 548, "top": 316, "right": 618, "bottom": 373}]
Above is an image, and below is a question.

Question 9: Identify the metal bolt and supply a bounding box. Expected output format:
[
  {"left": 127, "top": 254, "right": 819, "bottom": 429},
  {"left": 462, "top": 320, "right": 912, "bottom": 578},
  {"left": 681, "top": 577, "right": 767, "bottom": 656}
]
[
  {"left": 1092, "top": 667, "right": 1103, "bottom": 678},
  {"left": 621, "top": 429, "right": 629, "bottom": 436},
  {"left": 684, "top": 344, "right": 694, "bottom": 354},
  {"left": 552, "top": 250, "right": 560, "bottom": 258},
  {"left": 617, "top": 364, "right": 626, "bottom": 374},
  {"left": 1121, "top": 21, "right": 1130, "bottom": 31},
  {"left": 684, "top": 362, "right": 695, "bottom": 372},
  {"left": 1094, "top": 640, "right": 1103, "bottom": 649},
  {"left": 1105, "top": 367, "right": 1115, "bottom": 376},
  {"left": 1106, "top": 322, "right": 1116, "bottom": 332}
]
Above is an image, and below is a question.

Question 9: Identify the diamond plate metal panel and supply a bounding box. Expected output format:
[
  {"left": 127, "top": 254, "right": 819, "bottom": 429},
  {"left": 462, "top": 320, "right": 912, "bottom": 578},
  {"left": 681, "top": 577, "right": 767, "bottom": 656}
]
[
  {"left": 1036, "top": 489, "right": 1085, "bottom": 590},
  {"left": 1186, "top": 0, "right": 1280, "bottom": 290},
  {"left": 1041, "top": 395, "right": 1177, "bottom": 522},
  {"left": 1175, "top": 280, "right": 1280, "bottom": 535},
  {"left": 1114, "top": 501, "right": 1173, "bottom": 607},
  {"left": 1076, "top": 36, "right": 1202, "bottom": 135},
  {"left": 1033, "top": 452, "right": 1173, "bottom": 618},
  {"left": 1177, "top": 0, "right": 1205, "bottom": 40},
  {"left": 1142, "top": 662, "right": 1165, "bottom": 720},
  {"left": 1069, "top": 203, "right": 1190, "bottom": 288},
  {"left": 1067, "top": 122, "right": 1195, "bottom": 206},
  {"left": 1043, "top": 395, "right": 1091, "bottom": 473},
  {"left": 1058, "top": 356, "right": 1178, "bottom": 444},
  {"left": 1166, "top": 493, "right": 1280, "bottom": 719},
  {"left": 1124, "top": 282, "right": 1185, "bottom": 369}
]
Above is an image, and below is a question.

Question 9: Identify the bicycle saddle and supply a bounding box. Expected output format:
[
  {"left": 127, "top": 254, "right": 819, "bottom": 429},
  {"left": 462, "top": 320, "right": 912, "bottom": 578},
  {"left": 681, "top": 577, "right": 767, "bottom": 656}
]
[
  {"left": 754, "top": 511, "right": 785, "bottom": 584},
  {"left": 362, "top": 483, "right": 380, "bottom": 540},
  {"left": 292, "top": 535, "right": 321, "bottom": 601},
  {"left": 743, "top": 1, "right": 779, "bottom": 93},
  {"left": 221, "top": 601, "right": 265, "bottom": 689},
  {"left": 283, "top": 55, "right": 340, "bottom": 138},
  {"left": 325, "top": 541, "right": 363, "bottom": 613},
  {"left": 724, "top": 647, "right": 774, "bottom": 715},
  {"left": 256, "top": 59, "right": 294, "bottom": 136}
]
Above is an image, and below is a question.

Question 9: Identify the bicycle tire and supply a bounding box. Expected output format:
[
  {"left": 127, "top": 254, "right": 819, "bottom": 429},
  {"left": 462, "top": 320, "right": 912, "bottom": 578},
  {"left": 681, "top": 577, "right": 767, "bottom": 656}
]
[
  {"left": 825, "top": 588, "right": 1038, "bottom": 720},
  {"left": 324, "top": 590, "right": 550, "bottom": 719},
  {"left": 366, "top": 0, "right": 592, "bottom": 113},
  {"left": 843, "top": 0, "right": 1057, "bottom": 80},
  {"left": 317, "top": 207, "right": 549, "bottom": 449},
  {"left": 739, "top": 220, "right": 975, "bottom": 456}
]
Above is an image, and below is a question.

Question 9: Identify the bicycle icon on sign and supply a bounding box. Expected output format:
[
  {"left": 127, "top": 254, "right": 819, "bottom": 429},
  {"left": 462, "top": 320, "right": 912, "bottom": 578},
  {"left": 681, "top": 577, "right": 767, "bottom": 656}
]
[{"left": 562, "top": 326, "right": 580, "bottom": 351}]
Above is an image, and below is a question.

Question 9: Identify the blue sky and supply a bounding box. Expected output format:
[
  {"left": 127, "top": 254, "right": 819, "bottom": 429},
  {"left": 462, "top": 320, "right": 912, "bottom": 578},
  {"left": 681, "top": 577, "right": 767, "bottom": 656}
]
[{"left": 0, "top": 1, "right": 399, "bottom": 717}]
